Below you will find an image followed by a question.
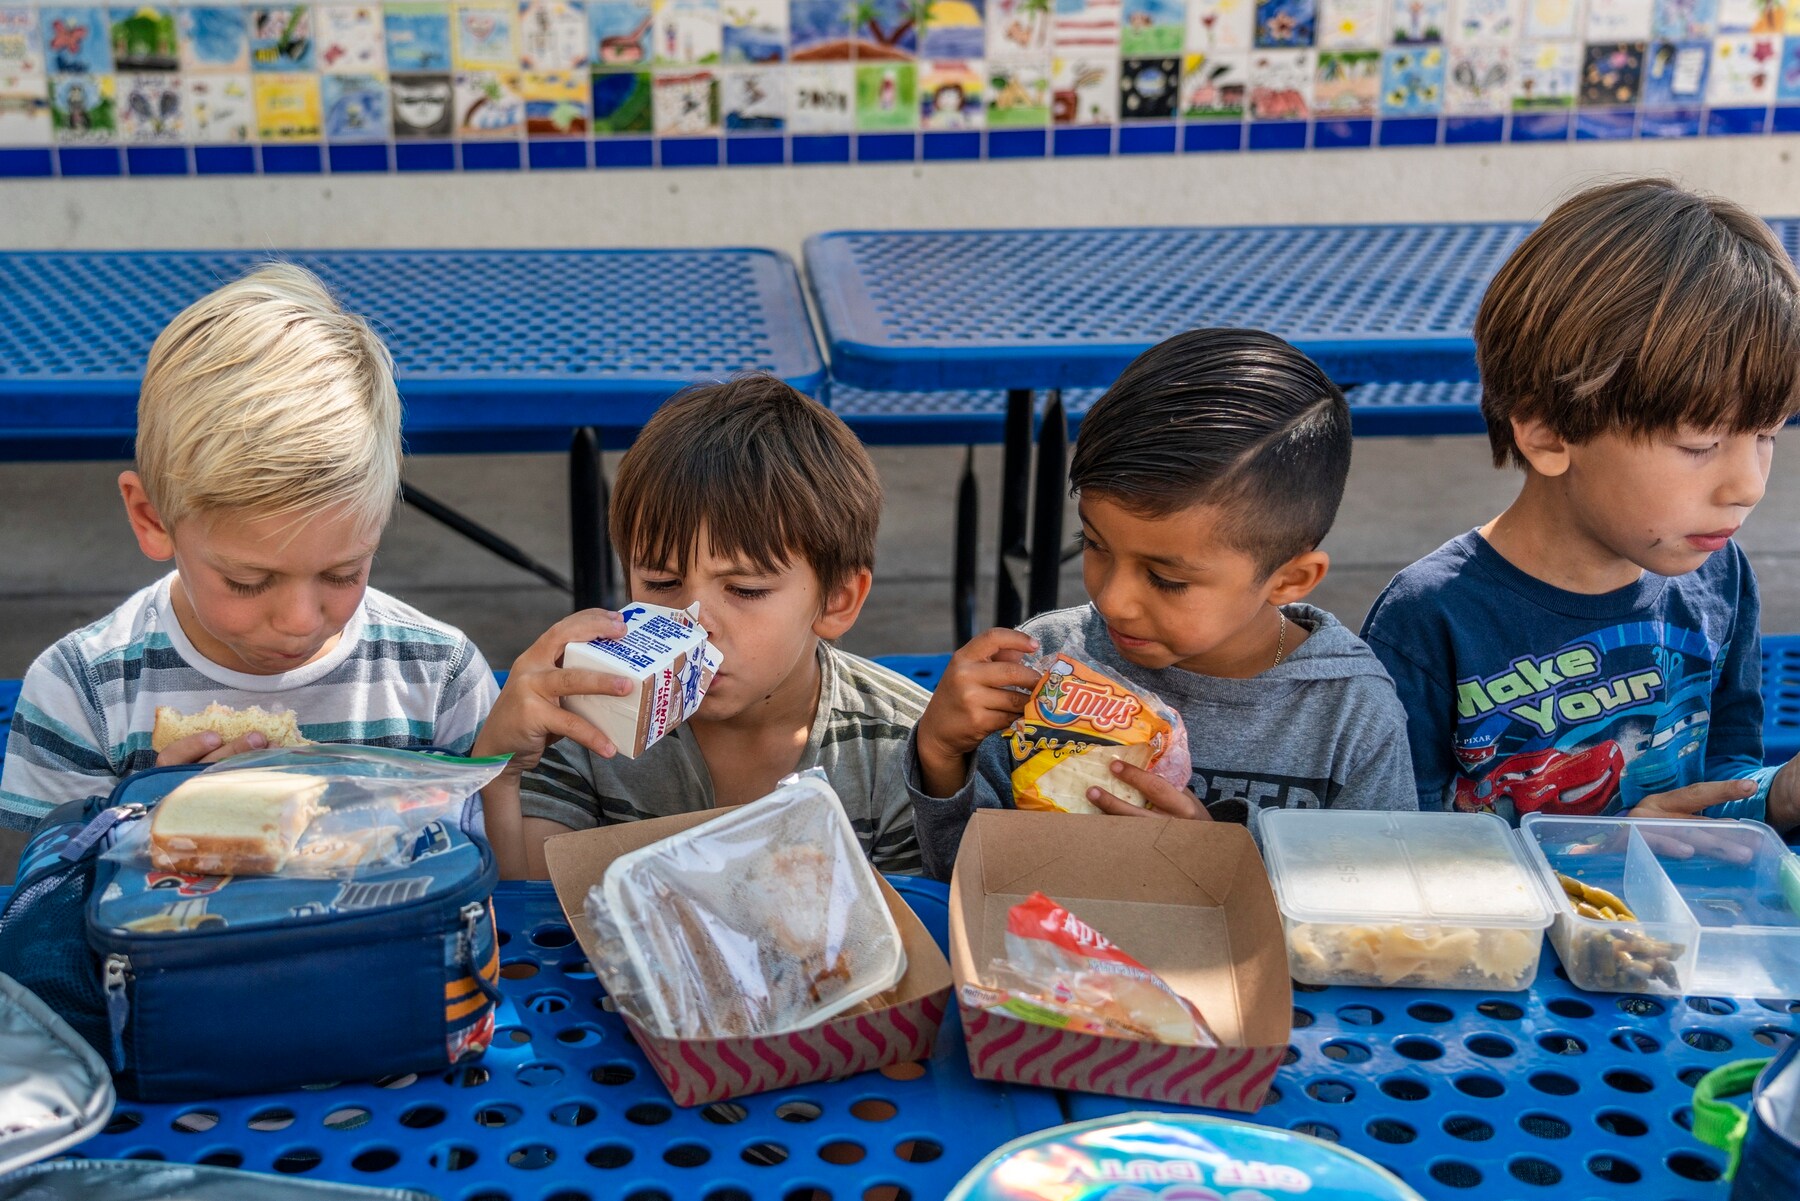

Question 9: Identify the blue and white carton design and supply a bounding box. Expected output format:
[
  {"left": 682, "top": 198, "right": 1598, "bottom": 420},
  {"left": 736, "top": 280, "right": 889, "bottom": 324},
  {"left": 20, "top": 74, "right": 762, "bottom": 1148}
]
[{"left": 562, "top": 602, "right": 723, "bottom": 758}]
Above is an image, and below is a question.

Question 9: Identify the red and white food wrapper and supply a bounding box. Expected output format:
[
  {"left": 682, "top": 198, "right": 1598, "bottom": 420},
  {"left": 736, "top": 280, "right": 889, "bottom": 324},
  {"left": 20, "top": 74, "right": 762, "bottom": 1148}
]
[
  {"left": 960, "top": 892, "right": 1215, "bottom": 1046},
  {"left": 562, "top": 602, "right": 723, "bottom": 759}
]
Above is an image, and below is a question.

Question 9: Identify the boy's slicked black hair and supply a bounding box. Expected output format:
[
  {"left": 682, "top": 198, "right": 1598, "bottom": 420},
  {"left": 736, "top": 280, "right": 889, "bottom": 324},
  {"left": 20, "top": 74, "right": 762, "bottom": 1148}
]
[{"left": 1070, "top": 328, "right": 1352, "bottom": 576}]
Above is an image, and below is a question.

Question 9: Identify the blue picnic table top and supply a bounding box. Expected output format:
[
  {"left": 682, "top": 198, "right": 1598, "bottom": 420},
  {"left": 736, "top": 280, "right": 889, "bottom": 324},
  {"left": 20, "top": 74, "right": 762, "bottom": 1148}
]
[
  {"left": 0, "top": 249, "right": 825, "bottom": 458},
  {"left": 71, "top": 878, "right": 1067, "bottom": 1200},
  {"left": 807, "top": 219, "right": 1800, "bottom": 393},
  {"left": 805, "top": 223, "right": 1534, "bottom": 392},
  {"left": 61, "top": 877, "right": 1790, "bottom": 1201}
]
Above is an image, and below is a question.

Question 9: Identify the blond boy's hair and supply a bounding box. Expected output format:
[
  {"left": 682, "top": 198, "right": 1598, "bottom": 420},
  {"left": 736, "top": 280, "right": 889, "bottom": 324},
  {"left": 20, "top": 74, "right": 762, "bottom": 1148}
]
[{"left": 135, "top": 262, "right": 401, "bottom": 537}]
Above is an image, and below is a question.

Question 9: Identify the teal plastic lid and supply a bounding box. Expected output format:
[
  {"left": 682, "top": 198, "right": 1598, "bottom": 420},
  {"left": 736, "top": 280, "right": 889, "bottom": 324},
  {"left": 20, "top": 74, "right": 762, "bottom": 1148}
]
[{"left": 948, "top": 1113, "right": 1426, "bottom": 1201}]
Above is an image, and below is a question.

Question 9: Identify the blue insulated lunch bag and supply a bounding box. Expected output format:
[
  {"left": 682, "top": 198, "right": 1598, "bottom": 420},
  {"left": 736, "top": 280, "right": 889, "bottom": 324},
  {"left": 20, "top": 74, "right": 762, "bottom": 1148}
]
[{"left": 0, "top": 763, "right": 501, "bottom": 1102}]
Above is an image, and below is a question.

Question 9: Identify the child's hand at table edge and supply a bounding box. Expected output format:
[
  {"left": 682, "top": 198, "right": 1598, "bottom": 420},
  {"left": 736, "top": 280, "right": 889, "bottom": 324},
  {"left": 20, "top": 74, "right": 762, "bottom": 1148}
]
[
  {"left": 1625, "top": 778, "right": 1760, "bottom": 862},
  {"left": 914, "top": 627, "right": 1041, "bottom": 799},
  {"left": 1086, "top": 759, "right": 1213, "bottom": 821},
  {"left": 471, "top": 609, "right": 635, "bottom": 778}
]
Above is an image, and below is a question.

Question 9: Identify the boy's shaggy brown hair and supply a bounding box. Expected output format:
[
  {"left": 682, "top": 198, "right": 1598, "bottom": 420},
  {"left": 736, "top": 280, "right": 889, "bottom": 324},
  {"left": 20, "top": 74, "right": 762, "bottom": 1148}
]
[
  {"left": 610, "top": 375, "right": 880, "bottom": 596},
  {"left": 1476, "top": 178, "right": 1800, "bottom": 468}
]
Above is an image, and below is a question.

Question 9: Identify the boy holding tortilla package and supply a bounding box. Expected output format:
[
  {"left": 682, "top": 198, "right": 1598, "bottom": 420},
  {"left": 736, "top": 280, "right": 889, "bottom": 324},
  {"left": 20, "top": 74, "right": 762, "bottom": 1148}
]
[{"left": 908, "top": 329, "right": 1417, "bottom": 881}]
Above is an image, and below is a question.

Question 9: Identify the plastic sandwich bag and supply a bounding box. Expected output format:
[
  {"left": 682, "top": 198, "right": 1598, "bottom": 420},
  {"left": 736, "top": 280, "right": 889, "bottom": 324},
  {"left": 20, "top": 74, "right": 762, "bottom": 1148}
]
[
  {"left": 584, "top": 770, "right": 906, "bottom": 1040},
  {"left": 1006, "top": 654, "right": 1192, "bottom": 814},
  {"left": 961, "top": 892, "right": 1215, "bottom": 1046},
  {"left": 102, "top": 745, "right": 509, "bottom": 879}
]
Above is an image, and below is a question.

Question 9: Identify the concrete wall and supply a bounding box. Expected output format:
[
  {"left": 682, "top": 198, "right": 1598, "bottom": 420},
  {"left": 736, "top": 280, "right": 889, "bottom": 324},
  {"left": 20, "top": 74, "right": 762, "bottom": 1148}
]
[{"left": 4, "top": 137, "right": 1798, "bottom": 256}]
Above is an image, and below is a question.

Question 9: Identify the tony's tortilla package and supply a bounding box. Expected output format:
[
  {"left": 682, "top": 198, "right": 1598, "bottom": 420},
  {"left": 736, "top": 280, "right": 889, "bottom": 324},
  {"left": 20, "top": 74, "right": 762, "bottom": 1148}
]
[
  {"left": 961, "top": 892, "right": 1215, "bottom": 1046},
  {"left": 1006, "top": 655, "right": 1191, "bottom": 813},
  {"left": 562, "top": 602, "right": 723, "bottom": 759}
]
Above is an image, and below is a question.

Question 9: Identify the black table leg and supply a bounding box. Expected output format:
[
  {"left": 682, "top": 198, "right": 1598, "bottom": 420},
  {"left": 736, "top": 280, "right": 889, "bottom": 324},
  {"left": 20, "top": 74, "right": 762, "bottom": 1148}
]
[
  {"left": 996, "top": 388, "right": 1033, "bottom": 629},
  {"left": 1028, "top": 390, "right": 1068, "bottom": 619},
  {"left": 570, "top": 426, "right": 612, "bottom": 612},
  {"left": 400, "top": 481, "right": 572, "bottom": 594},
  {"left": 954, "top": 445, "right": 978, "bottom": 645}
]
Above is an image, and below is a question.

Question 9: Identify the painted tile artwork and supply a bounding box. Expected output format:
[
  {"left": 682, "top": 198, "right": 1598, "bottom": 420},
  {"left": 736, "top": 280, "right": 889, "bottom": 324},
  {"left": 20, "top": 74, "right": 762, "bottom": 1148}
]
[{"left": 4, "top": 0, "right": 1800, "bottom": 166}]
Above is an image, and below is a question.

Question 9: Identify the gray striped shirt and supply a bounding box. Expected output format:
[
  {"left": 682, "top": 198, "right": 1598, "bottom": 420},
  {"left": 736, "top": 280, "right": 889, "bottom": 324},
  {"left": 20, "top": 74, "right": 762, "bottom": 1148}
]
[
  {"left": 1, "top": 574, "right": 497, "bottom": 831},
  {"left": 519, "top": 643, "right": 929, "bottom": 875}
]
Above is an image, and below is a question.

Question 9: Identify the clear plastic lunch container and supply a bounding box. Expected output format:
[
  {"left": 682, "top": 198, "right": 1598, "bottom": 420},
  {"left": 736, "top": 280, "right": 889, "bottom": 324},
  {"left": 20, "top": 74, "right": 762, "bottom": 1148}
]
[
  {"left": 1261, "top": 809, "right": 1554, "bottom": 991},
  {"left": 1517, "top": 814, "right": 1702, "bottom": 996},
  {"left": 1522, "top": 815, "right": 1800, "bottom": 999},
  {"left": 583, "top": 773, "right": 906, "bottom": 1040}
]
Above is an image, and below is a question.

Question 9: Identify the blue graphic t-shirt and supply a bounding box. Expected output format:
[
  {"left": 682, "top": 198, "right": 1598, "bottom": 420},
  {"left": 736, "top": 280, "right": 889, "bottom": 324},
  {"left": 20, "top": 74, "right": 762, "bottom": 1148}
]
[{"left": 1361, "top": 531, "right": 1773, "bottom": 823}]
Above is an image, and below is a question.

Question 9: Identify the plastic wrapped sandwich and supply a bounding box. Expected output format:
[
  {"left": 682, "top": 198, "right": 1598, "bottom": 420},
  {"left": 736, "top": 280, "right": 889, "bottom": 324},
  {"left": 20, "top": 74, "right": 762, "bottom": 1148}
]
[{"left": 584, "top": 772, "right": 906, "bottom": 1040}]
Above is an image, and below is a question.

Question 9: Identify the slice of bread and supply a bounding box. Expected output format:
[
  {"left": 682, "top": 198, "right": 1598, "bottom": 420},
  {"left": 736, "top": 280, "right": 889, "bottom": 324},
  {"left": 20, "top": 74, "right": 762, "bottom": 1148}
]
[
  {"left": 151, "top": 703, "right": 310, "bottom": 754},
  {"left": 150, "top": 769, "right": 328, "bottom": 876}
]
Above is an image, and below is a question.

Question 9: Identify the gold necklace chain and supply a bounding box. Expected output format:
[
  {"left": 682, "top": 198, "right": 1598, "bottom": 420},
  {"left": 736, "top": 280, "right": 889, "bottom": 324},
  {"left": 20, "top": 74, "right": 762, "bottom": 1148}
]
[{"left": 1271, "top": 611, "right": 1288, "bottom": 670}]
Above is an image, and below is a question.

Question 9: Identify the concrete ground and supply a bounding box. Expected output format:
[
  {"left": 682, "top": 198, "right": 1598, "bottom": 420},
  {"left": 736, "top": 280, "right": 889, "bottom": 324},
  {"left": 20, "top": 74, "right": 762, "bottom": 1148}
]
[{"left": 6, "top": 434, "right": 1800, "bottom": 677}]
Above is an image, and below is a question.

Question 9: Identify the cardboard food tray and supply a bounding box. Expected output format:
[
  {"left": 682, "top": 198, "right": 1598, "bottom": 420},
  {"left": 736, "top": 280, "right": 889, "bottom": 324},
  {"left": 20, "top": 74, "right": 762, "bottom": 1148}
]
[
  {"left": 950, "top": 809, "right": 1291, "bottom": 1113},
  {"left": 546, "top": 808, "right": 954, "bottom": 1106}
]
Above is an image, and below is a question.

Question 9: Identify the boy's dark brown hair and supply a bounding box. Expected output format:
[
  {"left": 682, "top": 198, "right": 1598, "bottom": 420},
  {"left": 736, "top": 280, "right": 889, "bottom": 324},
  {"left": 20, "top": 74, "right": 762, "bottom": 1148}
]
[
  {"left": 610, "top": 374, "right": 880, "bottom": 596},
  {"left": 1476, "top": 178, "right": 1800, "bottom": 469}
]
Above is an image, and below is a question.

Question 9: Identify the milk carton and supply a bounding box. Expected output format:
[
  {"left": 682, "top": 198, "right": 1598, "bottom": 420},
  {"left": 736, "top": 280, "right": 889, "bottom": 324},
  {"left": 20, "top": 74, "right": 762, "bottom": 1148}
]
[{"left": 562, "top": 603, "right": 723, "bottom": 758}]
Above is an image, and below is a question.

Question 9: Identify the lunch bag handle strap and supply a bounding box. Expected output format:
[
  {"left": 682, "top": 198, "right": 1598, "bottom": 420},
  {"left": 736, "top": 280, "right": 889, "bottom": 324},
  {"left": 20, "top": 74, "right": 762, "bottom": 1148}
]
[{"left": 1693, "top": 1057, "right": 1772, "bottom": 1179}]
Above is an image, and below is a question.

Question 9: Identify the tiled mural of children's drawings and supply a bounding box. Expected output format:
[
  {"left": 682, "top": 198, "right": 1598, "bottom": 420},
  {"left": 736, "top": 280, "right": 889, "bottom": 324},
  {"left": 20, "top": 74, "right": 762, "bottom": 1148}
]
[
  {"left": 1318, "top": 0, "right": 1383, "bottom": 47},
  {"left": 1119, "top": 54, "right": 1179, "bottom": 115},
  {"left": 1180, "top": 46, "right": 1246, "bottom": 112},
  {"left": 1445, "top": 40, "right": 1509, "bottom": 107},
  {"left": 453, "top": 70, "right": 522, "bottom": 133},
  {"left": 787, "top": 60, "right": 851, "bottom": 124},
  {"left": 921, "top": 58, "right": 984, "bottom": 123},
  {"left": 0, "top": 7, "right": 49, "bottom": 145},
  {"left": 720, "top": 63, "right": 783, "bottom": 125},
  {"left": 1249, "top": 46, "right": 1309, "bottom": 114},
  {"left": 520, "top": 0, "right": 588, "bottom": 68},
  {"left": 986, "top": 58, "right": 1048, "bottom": 120},
  {"left": 1314, "top": 46, "right": 1379, "bottom": 111},
  {"left": 7, "top": 0, "right": 1800, "bottom": 169},
  {"left": 722, "top": 0, "right": 786, "bottom": 62},
  {"left": 652, "top": 66, "right": 715, "bottom": 129},
  {"left": 323, "top": 70, "right": 390, "bottom": 135},
  {"left": 1388, "top": 0, "right": 1446, "bottom": 44}
]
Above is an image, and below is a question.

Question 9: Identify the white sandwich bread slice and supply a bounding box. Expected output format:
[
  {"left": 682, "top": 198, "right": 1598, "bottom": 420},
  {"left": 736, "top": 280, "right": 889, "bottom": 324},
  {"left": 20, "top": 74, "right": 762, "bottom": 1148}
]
[
  {"left": 149, "top": 769, "right": 329, "bottom": 876},
  {"left": 151, "top": 703, "right": 311, "bottom": 754}
]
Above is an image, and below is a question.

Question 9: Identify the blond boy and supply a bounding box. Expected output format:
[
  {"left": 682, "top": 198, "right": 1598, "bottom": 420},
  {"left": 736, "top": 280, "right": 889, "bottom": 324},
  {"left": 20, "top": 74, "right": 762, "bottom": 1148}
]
[{"left": 0, "top": 264, "right": 497, "bottom": 839}]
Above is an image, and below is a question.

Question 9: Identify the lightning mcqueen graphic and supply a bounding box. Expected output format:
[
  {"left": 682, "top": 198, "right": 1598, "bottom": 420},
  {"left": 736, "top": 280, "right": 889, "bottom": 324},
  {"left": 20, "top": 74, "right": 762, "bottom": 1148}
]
[{"left": 1454, "top": 740, "right": 1626, "bottom": 817}]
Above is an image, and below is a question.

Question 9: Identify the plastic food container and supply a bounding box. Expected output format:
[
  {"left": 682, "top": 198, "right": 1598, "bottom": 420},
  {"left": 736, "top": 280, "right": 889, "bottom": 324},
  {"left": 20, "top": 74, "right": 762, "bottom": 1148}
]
[
  {"left": 583, "top": 773, "right": 906, "bottom": 1039},
  {"left": 1517, "top": 814, "right": 1701, "bottom": 996},
  {"left": 1262, "top": 809, "right": 1554, "bottom": 990}
]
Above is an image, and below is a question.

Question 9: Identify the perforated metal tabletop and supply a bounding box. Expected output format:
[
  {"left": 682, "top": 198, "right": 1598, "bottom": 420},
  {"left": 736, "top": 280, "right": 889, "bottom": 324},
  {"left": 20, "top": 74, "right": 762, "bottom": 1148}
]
[
  {"left": 0, "top": 248, "right": 825, "bottom": 449},
  {"left": 1065, "top": 959, "right": 1793, "bottom": 1200},
  {"left": 72, "top": 878, "right": 1066, "bottom": 1201},
  {"left": 806, "top": 224, "right": 1533, "bottom": 391}
]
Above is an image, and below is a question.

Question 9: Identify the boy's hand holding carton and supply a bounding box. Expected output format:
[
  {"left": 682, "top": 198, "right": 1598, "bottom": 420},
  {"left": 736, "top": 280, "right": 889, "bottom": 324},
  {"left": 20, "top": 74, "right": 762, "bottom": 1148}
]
[{"left": 476, "top": 609, "right": 636, "bottom": 775}]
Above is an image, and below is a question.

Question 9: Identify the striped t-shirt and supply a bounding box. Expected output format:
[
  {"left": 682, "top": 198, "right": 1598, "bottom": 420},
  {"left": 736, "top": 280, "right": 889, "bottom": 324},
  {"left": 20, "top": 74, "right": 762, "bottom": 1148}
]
[
  {"left": 519, "top": 642, "right": 930, "bottom": 875},
  {"left": 0, "top": 573, "right": 498, "bottom": 831}
]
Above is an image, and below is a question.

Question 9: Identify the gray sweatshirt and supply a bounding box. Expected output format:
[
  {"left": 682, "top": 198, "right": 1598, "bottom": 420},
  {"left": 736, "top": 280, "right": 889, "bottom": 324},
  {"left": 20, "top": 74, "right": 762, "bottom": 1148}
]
[{"left": 905, "top": 602, "right": 1418, "bottom": 880}]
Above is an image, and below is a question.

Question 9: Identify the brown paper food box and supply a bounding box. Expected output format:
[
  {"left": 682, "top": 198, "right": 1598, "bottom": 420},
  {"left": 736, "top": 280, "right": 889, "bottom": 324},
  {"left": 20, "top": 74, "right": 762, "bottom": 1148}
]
[
  {"left": 950, "top": 809, "right": 1292, "bottom": 1112},
  {"left": 545, "top": 808, "right": 955, "bottom": 1106}
]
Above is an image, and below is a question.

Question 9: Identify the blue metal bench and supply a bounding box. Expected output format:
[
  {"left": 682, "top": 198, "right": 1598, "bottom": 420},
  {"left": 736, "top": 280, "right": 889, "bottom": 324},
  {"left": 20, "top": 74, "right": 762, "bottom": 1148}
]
[
  {"left": 835, "top": 381, "right": 1486, "bottom": 445},
  {"left": 0, "top": 249, "right": 825, "bottom": 611}
]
